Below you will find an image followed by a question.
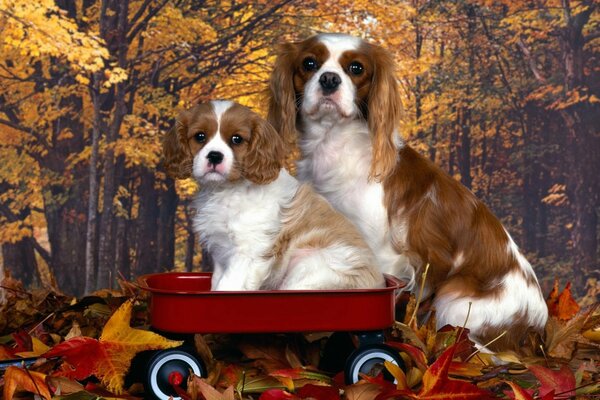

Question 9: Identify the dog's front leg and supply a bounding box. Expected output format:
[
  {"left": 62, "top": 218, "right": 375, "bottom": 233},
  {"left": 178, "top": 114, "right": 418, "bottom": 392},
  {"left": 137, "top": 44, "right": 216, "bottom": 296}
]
[{"left": 213, "top": 254, "right": 271, "bottom": 291}]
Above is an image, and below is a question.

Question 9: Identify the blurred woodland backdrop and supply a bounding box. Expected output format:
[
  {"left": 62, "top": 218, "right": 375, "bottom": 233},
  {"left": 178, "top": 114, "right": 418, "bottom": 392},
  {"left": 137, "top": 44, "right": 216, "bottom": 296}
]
[{"left": 0, "top": 0, "right": 598, "bottom": 298}]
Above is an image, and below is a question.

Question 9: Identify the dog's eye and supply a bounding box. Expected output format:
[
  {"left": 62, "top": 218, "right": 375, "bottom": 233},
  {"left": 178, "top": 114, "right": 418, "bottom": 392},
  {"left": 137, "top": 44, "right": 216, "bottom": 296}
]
[
  {"left": 231, "top": 135, "right": 243, "bottom": 145},
  {"left": 348, "top": 61, "right": 364, "bottom": 76},
  {"left": 194, "top": 132, "right": 206, "bottom": 143},
  {"left": 302, "top": 57, "right": 319, "bottom": 72}
]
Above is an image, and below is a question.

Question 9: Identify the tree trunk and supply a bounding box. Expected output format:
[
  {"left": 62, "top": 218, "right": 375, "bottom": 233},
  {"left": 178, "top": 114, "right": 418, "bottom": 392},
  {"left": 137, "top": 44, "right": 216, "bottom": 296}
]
[
  {"left": 1, "top": 240, "right": 37, "bottom": 286},
  {"left": 560, "top": 1, "right": 599, "bottom": 278},
  {"left": 0, "top": 186, "right": 41, "bottom": 286},
  {"left": 84, "top": 73, "right": 102, "bottom": 294},
  {"left": 114, "top": 157, "right": 131, "bottom": 281},
  {"left": 459, "top": 4, "right": 476, "bottom": 190},
  {"left": 156, "top": 178, "right": 178, "bottom": 272},
  {"left": 96, "top": 0, "right": 130, "bottom": 290},
  {"left": 184, "top": 202, "right": 196, "bottom": 272},
  {"left": 133, "top": 169, "right": 159, "bottom": 276},
  {"left": 414, "top": 10, "right": 423, "bottom": 138},
  {"left": 42, "top": 93, "right": 88, "bottom": 295}
]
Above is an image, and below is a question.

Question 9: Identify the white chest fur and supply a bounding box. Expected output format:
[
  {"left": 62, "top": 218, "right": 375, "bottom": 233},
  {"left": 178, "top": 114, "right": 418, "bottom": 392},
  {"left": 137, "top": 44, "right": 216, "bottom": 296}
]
[
  {"left": 191, "top": 170, "right": 299, "bottom": 289},
  {"left": 298, "top": 120, "right": 415, "bottom": 286}
]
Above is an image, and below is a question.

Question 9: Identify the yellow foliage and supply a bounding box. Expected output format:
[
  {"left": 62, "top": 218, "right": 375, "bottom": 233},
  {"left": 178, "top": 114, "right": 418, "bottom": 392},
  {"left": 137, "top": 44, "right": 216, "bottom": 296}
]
[{"left": 0, "top": 0, "right": 108, "bottom": 76}]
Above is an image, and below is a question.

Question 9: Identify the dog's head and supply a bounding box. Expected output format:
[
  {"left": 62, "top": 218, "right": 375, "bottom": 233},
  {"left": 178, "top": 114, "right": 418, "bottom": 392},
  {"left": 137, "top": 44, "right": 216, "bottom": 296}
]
[
  {"left": 267, "top": 33, "right": 401, "bottom": 181},
  {"left": 164, "top": 100, "right": 285, "bottom": 185}
]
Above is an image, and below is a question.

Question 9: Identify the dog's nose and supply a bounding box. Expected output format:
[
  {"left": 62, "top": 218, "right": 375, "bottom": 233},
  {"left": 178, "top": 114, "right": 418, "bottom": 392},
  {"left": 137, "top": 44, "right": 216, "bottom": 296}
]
[
  {"left": 207, "top": 151, "right": 224, "bottom": 165},
  {"left": 319, "top": 72, "right": 341, "bottom": 94}
]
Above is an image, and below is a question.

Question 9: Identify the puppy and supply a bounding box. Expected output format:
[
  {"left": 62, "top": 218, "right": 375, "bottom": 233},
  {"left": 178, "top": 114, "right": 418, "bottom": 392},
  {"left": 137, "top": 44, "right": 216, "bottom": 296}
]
[
  {"left": 163, "top": 100, "right": 384, "bottom": 291},
  {"left": 267, "top": 33, "right": 548, "bottom": 349}
]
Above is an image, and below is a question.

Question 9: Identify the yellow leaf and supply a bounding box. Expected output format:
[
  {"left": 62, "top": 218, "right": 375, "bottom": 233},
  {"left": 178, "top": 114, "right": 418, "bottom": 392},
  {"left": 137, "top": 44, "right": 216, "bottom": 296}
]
[
  {"left": 384, "top": 360, "right": 409, "bottom": 390},
  {"left": 582, "top": 327, "right": 600, "bottom": 342},
  {"left": 97, "top": 299, "right": 184, "bottom": 393},
  {"left": 15, "top": 337, "right": 51, "bottom": 358}
]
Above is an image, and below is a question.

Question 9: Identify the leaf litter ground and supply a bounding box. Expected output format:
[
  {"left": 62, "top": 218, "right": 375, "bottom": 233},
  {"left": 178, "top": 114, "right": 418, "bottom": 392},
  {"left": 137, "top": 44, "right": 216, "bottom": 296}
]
[{"left": 0, "top": 275, "right": 599, "bottom": 399}]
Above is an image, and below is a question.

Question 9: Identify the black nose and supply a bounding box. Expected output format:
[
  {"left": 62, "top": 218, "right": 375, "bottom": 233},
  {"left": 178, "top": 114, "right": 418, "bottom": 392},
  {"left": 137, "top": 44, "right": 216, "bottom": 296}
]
[
  {"left": 207, "top": 151, "right": 224, "bottom": 165},
  {"left": 319, "top": 72, "right": 341, "bottom": 94}
]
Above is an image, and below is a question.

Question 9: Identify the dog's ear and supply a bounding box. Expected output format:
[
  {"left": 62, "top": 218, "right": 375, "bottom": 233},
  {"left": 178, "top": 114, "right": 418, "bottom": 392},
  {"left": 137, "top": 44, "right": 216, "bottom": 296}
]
[
  {"left": 243, "top": 115, "right": 284, "bottom": 185},
  {"left": 163, "top": 112, "right": 193, "bottom": 179},
  {"left": 367, "top": 43, "right": 402, "bottom": 182},
  {"left": 267, "top": 42, "right": 299, "bottom": 151}
]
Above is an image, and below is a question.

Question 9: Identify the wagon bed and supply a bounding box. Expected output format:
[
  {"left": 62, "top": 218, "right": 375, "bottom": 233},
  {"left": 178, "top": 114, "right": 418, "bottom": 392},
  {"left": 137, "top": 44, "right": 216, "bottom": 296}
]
[{"left": 138, "top": 272, "right": 404, "bottom": 334}]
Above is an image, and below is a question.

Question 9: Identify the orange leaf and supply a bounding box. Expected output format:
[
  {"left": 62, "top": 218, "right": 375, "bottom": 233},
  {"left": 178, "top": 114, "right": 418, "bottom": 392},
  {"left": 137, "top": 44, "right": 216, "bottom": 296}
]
[
  {"left": 556, "top": 282, "right": 580, "bottom": 320},
  {"left": 417, "top": 344, "right": 494, "bottom": 399},
  {"left": 43, "top": 299, "right": 183, "bottom": 394},
  {"left": 2, "top": 366, "right": 52, "bottom": 400},
  {"left": 546, "top": 280, "right": 580, "bottom": 320},
  {"left": 546, "top": 279, "right": 560, "bottom": 314}
]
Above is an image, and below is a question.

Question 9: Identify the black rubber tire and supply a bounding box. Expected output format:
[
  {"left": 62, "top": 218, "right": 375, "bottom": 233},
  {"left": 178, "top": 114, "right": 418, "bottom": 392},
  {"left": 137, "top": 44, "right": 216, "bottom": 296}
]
[
  {"left": 145, "top": 348, "right": 206, "bottom": 400},
  {"left": 344, "top": 343, "right": 405, "bottom": 385}
]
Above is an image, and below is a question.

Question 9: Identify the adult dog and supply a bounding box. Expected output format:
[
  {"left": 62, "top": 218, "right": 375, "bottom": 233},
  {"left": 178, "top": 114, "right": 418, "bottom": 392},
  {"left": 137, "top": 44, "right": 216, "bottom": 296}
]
[{"left": 267, "top": 33, "right": 547, "bottom": 349}]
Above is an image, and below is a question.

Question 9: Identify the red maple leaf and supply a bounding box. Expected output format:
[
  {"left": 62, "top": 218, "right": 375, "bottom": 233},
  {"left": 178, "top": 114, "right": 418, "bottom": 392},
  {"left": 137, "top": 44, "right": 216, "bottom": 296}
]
[
  {"left": 528, "top": 364, "right": 575, "bottom": 398},
  {"left": 417, "top": 343, "right": 494, "bottom": 399}
]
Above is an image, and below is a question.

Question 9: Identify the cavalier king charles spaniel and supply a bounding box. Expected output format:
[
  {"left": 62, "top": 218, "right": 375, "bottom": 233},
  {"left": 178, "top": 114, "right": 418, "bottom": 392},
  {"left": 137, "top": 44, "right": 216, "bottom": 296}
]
[
  {"left": 163, "top": 100, "right": 384, "bottom": 291},
  {"left": 267, "top": 33, "right": 548, "bottom": 349}
]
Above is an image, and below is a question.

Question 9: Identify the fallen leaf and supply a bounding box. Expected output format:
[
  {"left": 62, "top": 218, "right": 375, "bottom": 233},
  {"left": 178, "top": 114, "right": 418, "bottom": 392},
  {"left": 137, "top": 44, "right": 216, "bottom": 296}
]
[
  {"left": 3, "top": 366, "right": 52, "bottom": 400},
  {"left": 15, "top": 336, "right": 51, "bottom": 357},
  {"left": 239, "top": 339, "right": 292, "bottom": 372},
  {"left": 448, "top": 361, "right": 485, "bottom": 378},
  {"left": 582, "top": 326, "right": 600, "bottom": 342},
  {"left": 417, "top": 344, "right": 494, "bottom": 399},
  {"left": 193, "top": 378, "right": 235, "bottom": 400},
  {"left": 44, "top": 299, "right": 183, "bottom": 394},
  {"left": 344, "top": 382, "right": 383, "bottom": 400},
  {"left": 47, "top": 375, "right": 85, "bottom": 396},
  {"left": 384, "top": 360, "right": 409, "bottom": 390},
  {"left": 194, "top": 334, "right": 215, "bottom": 369},
  {"left": 544, "top": 307, "right": 594, "bottom": 358},
  {"left": 65, "top": 321, "right": 82, "bottom": 340},
  {"left": 237, "top": 375, "right": 287, "bottom": 394},
  {"left": 270, "top": 367, "right": 332, "bottom": 391},
  {"left": 386, "top": 341, "right": 428, "bottom": 371},
  {"left": 505, "top": 381, "right": 535, "bottom": 400},
  {"left": 528, "top": 364, "right": 575, "bottom": 398},
  {"left": 216, "top": 363, "right": 246, "bottom": 389},
  {"left": 258, "top": 389, "right": 298, "bottom": 400},
  {"left": 296, "top": 384, "right": 340, "bottom": 400},
  {"left": 547, "top": 281, "right": 580, "bottom": 320}
]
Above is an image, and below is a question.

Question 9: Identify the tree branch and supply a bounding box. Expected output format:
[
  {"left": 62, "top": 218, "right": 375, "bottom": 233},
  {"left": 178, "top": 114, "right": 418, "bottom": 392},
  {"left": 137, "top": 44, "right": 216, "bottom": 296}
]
[
  {"left": 516, "top": 39, "right": 548, "bottom": 84},
  {"left": 126, "top": 0, "right": 170, "bottom": 44}
]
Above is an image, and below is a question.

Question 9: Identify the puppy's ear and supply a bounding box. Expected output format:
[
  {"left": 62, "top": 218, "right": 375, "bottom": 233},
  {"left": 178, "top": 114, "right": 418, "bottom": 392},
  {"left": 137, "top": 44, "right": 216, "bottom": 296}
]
[
  {"left": 162, "top": 113, "right": 193, "bottom": 179},
  {"left": 368, "top": 43, "right": 402, "bottom": 182},
  {"left": 243, "top": 116, "right": 284, "bottom": 185},
  {"left": 267, "top": 42, "right": 299, "bottom": 150}
]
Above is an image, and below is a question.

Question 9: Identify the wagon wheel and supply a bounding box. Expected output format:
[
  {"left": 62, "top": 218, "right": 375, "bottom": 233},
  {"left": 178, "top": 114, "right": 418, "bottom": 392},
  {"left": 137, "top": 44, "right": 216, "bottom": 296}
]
[
  {"left": 145, "top": 348, "right": 206, "bottom": 400},
  {"left": 344, "top": 344, "right": 405, "bottom": 385}
]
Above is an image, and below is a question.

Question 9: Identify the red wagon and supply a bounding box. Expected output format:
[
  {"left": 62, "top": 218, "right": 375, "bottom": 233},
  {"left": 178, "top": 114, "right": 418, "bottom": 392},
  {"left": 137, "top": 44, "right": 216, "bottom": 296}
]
[{"left": 138, "top": 272, "right": 406, "bottom": 400}]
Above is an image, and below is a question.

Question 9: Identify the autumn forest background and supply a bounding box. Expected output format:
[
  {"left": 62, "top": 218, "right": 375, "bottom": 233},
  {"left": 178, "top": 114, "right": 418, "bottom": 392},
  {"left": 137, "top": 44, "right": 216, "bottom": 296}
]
[{"left": 0, "top": 0, "right": 598, "bottom": 300}]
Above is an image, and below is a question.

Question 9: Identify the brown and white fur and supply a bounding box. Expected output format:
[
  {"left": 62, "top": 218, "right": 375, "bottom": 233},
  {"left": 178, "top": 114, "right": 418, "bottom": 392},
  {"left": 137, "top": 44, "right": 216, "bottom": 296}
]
[
  {"left": 163, "top": 100, "right": 384, "bottom": 291},
  {"left": 267, "top": 33, "right": 548, "bottom": 349}
]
